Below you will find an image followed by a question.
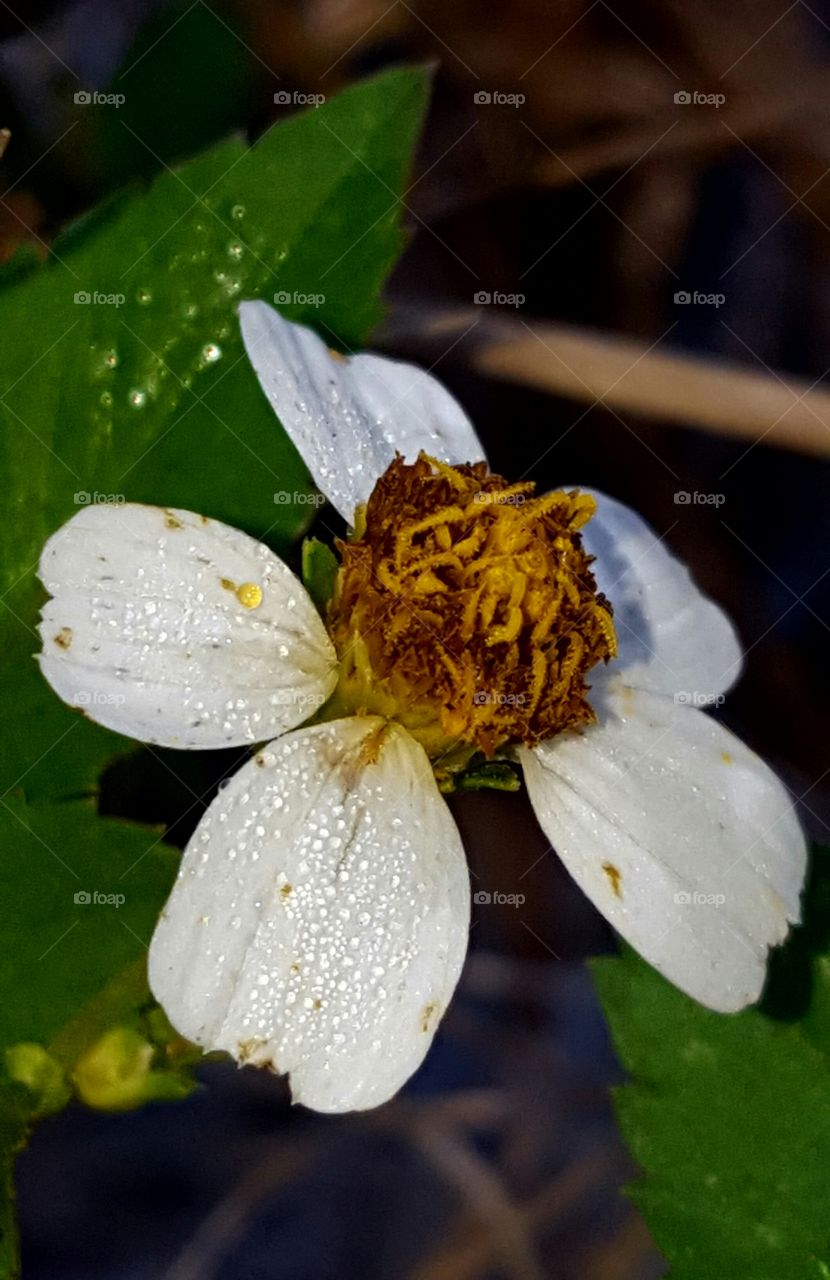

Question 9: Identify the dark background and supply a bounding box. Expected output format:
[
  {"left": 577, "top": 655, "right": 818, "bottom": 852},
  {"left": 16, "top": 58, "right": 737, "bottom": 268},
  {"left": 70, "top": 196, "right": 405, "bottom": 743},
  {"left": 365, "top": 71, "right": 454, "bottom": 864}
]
[{"left": 3, "top": 1, "right": 829, "bottom": 1276}]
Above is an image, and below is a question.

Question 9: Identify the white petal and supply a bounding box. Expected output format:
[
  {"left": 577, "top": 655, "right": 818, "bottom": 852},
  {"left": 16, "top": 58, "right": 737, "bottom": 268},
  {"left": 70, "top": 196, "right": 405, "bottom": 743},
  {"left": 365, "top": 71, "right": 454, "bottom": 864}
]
[
  {"left": 520, "top": 681, "right": 806, "bottom": 1011},
  {"left": 239, "top": 300, "right": 484, "bottom": 523},
  {"left": 576, "top": 487, "right": 743, "bottom": 700},
  {"left": 148, "top": 716, "right": 470, "bottom": 1112},
  {"left": 38, "top": 503, "right": 337, "bottom": 749}
]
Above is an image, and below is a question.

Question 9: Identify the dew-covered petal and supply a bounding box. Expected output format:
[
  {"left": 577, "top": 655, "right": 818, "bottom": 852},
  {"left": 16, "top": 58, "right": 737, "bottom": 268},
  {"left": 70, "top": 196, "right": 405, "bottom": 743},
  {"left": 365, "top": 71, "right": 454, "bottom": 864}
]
[
  {"left": 38, "top": 503, "right": 337, "bottom": 749},
  {"left": 520, "top": 680, "right": 806, "bottom": 1012},
  {"left": 148, "top": 716, "right": 471, "bottom": 1112},
  {"left": 239, "top": 301, "right": 484, "bottom": 523},
  {"left": 576, "top": 487, "right": 743, "bottom": 699}
]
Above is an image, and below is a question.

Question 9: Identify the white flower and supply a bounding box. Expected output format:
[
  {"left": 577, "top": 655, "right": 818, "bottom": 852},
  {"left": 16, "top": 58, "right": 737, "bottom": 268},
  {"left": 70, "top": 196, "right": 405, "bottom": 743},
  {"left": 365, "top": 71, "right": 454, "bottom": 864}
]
[{"left": 37, "top": 302, "right": 807, "bottom": 1113}]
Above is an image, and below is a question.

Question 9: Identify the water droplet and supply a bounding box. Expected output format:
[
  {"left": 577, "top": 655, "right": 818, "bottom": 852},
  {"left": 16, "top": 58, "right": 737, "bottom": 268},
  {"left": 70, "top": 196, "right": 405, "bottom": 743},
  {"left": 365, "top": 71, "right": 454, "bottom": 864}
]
[
  {"left": 103, "top": 350, "right": 118, "bottom": 369},
  {"left": 227, "top": 242, "right": 243, "bottom": 260},
  {"left": 128, "top": 388, "right": 147, "bottom": 409},
  {"left": 136, "top": 287, "right": 152, "bottom": 305},
  {"left": 99, "top": 391, "right": 113, "bottom": 408},
  {"left": 231, "top": 204, "right": 246, "bottom": 221},
  {"left": 182, "top": 302, "right": 198, "bottom": 320},
  {"left": 200, "top": 343, "right": 222, "bottom": 366}
]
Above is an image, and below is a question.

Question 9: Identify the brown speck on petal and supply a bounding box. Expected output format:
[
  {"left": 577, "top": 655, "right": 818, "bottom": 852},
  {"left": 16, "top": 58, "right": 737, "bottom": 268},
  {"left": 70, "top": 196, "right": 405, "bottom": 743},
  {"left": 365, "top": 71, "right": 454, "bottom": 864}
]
[
  {"left": 237, "top": 1036, "right": 266, "bottom": 1064},
  {"left": 420, "top": 1001, "right": 438, "bottom": 1033},
  {"left": 602, "top": 861, "right": 623, "bottom": 898},
  {"left": 53, "top": 626, "right": 73, "bottom": 649}
]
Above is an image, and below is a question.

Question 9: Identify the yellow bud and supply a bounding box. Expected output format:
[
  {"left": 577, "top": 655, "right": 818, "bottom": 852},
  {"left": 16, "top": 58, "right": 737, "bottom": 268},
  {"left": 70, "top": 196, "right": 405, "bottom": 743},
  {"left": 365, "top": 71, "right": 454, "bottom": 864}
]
[
  {"left": 5, "top": 1041, "right": 71, "bottom": 1117},
  {"left": 72, "top": 1027, "right": 191, "bottom": 1112}
]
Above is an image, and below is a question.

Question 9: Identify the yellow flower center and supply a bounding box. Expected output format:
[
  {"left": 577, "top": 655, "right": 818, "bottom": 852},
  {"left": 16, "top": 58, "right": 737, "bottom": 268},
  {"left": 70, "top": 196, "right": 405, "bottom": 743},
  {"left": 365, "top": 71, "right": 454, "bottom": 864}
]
[{"left": 325, "top": 455, "right": 616, "bottom": 768}]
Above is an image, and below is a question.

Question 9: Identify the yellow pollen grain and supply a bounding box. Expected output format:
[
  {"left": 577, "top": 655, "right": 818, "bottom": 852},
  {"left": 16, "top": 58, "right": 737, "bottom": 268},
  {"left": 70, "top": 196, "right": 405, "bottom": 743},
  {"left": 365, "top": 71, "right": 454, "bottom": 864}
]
[
  {"left": 721, "top": 751, "right": 733, "bottom": 765},
  {"left": 236, "top": 581, "right": 263, "bottom": 609}
]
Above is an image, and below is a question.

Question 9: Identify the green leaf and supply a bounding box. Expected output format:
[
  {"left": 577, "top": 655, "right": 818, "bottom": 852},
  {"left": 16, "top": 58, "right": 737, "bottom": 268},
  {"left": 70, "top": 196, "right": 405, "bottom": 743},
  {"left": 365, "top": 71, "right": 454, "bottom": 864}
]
[
  {"left": 87, "top": 3, "right": 258, "bottom": 191},
  {"left": 594, "top": 922, "right": 830, "bottom": 1279},
  {"left": 0, "top": 68, "right": 430, "bottom": 1278},
  {"left": 302, "top": 537, "right": 340, "bottom": 616},
  {"left": 0, "top": 1083, "right": 29, "bottom": 1280},
  {"left": 0, "top": 795, "right": 181, "bottom": 1275},
  {"left": 0, "top": 65, "right": 430, "bottom": 804},
  {"left": 0, "top": 795, "right": 178, "bottom": 1053}
]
